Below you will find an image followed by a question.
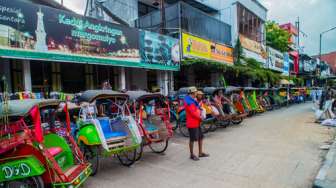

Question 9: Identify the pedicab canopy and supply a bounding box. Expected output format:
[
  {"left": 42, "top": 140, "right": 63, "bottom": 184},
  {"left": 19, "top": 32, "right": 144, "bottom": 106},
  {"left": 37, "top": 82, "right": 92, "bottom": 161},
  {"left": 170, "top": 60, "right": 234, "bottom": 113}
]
[
  {"left": 126, "top": 91, "right": 164, "bottom": 102},
  {"left": 203, "top": 87, "right": 225, "bottom": 96},
  {"left": 0, "top": 99, "right": 67, "bottom": 143},
  {"left": 244, "top": 87, "right": 259, "bottom": 91},
  {"left": 0, "top": 99, "right": 60, "bottom": 117},
  {"left": 80, "top": 90, "right": 129, "bottom": 103},
  {"left": 225, "top": 86, "right": 243, "bottom": 95}
]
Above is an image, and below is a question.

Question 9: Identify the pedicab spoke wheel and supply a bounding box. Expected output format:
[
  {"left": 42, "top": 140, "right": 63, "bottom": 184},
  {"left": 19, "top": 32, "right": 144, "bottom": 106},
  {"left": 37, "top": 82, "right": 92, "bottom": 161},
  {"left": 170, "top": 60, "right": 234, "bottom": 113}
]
[
  {"left": 201, "top": 123, "right": 211, "bottom": 134},
  {"left": 135, "top": 142, "right": 144, "bottom": 161},
  {"left": 81, "top": 144, "right": 100, "bottom": 176},
  {"left": 4, "top": 176, "right": 44, "bottom": 188},
  {"left": 179, "top": 121, "right": 189, "bottom": 137},
  {"left": 231, "top": 117, "right": 243, "bottom": 125},
  {"left": 149, "top": 139, "right": 169, "bottom": 153},
  {"left": 170, "top": 114, "right": 178, "bottom": 131},
  {"left": 117, "top": 149, "right": 136, "bottom": 167},
  {"left": 209, "top": 123, "right": 217, "bottom": 132},
  {"left": 170, "top": 119, "right": 178, "bottom": 131}
]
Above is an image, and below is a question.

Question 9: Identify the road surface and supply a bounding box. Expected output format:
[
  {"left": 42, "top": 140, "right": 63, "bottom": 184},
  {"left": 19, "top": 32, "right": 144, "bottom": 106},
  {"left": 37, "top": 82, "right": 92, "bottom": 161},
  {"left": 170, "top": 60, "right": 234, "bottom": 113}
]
[{"left": 85, "top": 103, "right": 334, "bottom": 188}]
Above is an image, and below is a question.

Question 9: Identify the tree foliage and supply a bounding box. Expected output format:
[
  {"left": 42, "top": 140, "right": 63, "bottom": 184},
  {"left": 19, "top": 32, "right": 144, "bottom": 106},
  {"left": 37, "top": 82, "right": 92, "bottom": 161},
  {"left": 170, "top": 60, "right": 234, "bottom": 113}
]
[
  {"left": 265, "top": 21, "right": 291, "bottom": 52},
  {"left": 182, "top": 58, "right": 281, "bottom": 86},
  {"left": 233, "top": 38, "right": 244, "bottom": 65}
]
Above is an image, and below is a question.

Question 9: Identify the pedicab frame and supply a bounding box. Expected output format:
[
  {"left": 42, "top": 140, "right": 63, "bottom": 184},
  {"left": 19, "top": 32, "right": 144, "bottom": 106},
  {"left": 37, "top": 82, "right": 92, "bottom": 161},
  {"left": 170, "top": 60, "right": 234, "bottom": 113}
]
[
  {"left": 127, "top": 90, "right": 173, "bottom": 160},
  {"left": 74, "top": 90, "right": 142, "bottom": 175},
  {"left": 0, "top": 99, "right": 91, "bottom": 188}
]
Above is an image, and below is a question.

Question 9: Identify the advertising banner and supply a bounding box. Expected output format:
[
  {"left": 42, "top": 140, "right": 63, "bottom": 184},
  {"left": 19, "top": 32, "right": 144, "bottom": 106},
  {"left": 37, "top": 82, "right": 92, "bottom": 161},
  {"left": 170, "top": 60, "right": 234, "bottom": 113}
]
[
  {"left": 0, "top": 0, "right": 180, "bottom": 71},
  {"left": 182, "top": 32, "right": 233, "bottom": 65},
  {"left": 282, "top": 53, "right": 289, "bottom": 76},
  {"left": 239, "top": 34, "right": 262, "bottom": 55},
  {"left": 210, "top": 43, "right": 233, "bottom": 64},
  {"left": 140, "top": 30, "right": 180, "bottom": 70},
  {"left": 267, "top": 47, "right": 284, "bottom": 72}
]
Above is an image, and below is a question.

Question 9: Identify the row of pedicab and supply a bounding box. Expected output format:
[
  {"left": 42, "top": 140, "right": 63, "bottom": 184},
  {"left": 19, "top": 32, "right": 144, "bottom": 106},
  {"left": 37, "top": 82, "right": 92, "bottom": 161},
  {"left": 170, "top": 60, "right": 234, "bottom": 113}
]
[
  {"left": 169, "top": 86, "right": 307, "bottom": 137},
  {"left": 0, "top": 90, "right": 173, "bottom": 187},
  {"left": 0, "top": 87, "right": 307, "bottom": 187}
]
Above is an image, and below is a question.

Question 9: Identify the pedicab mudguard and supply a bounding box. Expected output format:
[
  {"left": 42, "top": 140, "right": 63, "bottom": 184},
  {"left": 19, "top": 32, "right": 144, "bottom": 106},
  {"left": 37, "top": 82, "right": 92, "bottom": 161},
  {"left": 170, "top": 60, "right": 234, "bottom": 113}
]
[
  {"left": 77, "top": 123, "right": 102, "bottom": 145},
  {"left": 0, "top": 156, "right": 45, "bottom": 183}
]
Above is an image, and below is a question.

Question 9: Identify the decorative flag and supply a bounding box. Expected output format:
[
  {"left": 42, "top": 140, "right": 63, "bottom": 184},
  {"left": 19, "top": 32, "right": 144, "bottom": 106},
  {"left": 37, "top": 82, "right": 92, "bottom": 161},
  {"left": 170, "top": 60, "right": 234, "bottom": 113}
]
[{"left": 30, "top": 105, "right": 43, "bottom": 142}]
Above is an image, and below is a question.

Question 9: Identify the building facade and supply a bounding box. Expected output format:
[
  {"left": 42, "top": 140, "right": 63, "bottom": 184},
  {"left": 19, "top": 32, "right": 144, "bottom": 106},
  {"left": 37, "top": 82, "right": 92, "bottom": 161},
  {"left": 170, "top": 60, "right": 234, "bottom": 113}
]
[{"left": 0, "top": 0, "right": 180, "bottom": 96}]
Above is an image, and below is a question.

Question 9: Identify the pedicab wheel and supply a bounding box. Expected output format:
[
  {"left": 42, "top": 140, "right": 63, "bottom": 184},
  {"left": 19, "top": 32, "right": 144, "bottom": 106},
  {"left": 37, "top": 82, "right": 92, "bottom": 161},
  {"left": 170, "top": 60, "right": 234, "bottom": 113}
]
[
  {"left": 149, "top": 139, "right": 169, "bottom": 153},
  {"left": 231, "top": 117, "right": 243, "bottom": 125},
  {"left": 170, "top": 114, "right": 178, "bottom": 131},
  {"left": 117, "top": 149, "right": 136, "bottom": 167},
  {"left": 81, "top": 144, "right": 100, "bottom": 176},
  {"left": 218, "top": 120, "right": 230, "bottom": 128},
  {"left": 209, "top": 123, "right": 217, "bottom": 132},
  {"left": 201, "top": 123, "right": 211, "bottom": 134},
  {"left": 179, "top": 122, "right": 189, "bottom": 137},
  {"left": 4, "top": 176, "right": 44, "bottom": 188},
  {"left": 135, "top": 142, "right": 144, "bottom": 161}
]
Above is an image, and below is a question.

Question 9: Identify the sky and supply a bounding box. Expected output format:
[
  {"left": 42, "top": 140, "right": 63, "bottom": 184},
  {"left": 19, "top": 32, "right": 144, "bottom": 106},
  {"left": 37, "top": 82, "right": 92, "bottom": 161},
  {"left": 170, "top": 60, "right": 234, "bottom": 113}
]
[{"left": 58, "top": 0, "right": 336, "bottom": 56}]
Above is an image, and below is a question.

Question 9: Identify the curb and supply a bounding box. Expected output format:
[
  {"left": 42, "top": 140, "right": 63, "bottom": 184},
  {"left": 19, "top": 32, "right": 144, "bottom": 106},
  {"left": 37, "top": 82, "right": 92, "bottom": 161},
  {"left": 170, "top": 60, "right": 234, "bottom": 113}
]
[{"left": 313, "top": 139, "right": 336, "bottom": 188}]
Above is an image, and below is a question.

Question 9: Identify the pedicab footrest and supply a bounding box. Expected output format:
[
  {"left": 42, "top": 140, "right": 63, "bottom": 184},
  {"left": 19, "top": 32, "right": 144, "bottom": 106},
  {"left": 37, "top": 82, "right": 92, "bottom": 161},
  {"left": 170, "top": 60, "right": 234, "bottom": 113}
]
[{"left": 106, "top": 136, "right": 127, "bottom": 149}]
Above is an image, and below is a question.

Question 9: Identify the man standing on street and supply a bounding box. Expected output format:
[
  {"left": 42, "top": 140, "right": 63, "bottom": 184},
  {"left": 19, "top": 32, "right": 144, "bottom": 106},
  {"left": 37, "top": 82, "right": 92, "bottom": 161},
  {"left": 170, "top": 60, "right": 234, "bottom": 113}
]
[{"left": 184, "top": 87, "right": 209, "bottom": 161}]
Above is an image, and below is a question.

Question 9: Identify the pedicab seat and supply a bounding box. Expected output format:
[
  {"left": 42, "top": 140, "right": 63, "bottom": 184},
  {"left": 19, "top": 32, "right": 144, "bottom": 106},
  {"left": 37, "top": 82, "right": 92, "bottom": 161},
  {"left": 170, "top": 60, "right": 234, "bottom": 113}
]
[
  {"left": 98, "top": 118, "right": 127, "bottom": 140},
  {"left": 47, "top": 147, "right": 63, "bottom": 156},
  {"left": 143, "top": 121, "right": 159, "bottom": 133}
]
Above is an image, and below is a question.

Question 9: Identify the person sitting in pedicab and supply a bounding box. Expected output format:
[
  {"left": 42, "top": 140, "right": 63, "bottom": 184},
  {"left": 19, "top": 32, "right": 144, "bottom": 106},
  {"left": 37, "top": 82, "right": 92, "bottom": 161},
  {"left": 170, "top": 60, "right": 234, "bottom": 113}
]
[{"left": 196, "top": 91, "right": 212, "bottom": 119}]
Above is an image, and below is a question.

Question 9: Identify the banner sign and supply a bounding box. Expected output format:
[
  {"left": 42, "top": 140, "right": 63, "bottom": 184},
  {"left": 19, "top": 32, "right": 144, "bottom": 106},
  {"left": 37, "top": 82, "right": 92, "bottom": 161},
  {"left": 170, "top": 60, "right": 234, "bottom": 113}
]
[
  {"left": 182, "top": 32, "right": 233, "bottom": 65},
  {"left": 140, "top": 30, "right": 180, "bottom": 70},
  {"left": 267, "top": 47, "right": 284, "bottom": 72},
  {"left": 239, "top": 34, "right": 262, "bottom": 55},
  {"left": 0, "top": 0, "right": 180, "bottom": 71},
  {"left": 282, "top": 53, "right": 289, "bottom": 76}
]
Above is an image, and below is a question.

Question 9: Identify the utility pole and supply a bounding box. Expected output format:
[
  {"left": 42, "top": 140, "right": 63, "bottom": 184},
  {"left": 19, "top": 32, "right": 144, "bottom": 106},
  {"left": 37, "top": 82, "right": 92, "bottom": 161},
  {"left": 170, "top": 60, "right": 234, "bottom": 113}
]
[
  {"left": 296, "top": 17, "right": 300, "bottom": 52},
  {"left": 160, "top": 0, "right": 166, "bottom": 34}
]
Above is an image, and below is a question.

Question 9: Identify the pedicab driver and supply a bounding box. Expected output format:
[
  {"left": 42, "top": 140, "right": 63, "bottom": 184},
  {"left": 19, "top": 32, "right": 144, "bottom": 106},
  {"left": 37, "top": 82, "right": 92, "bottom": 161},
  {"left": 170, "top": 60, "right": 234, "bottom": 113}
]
[{"left": 184, "top": 87, "right": 209, "bottom": 161}]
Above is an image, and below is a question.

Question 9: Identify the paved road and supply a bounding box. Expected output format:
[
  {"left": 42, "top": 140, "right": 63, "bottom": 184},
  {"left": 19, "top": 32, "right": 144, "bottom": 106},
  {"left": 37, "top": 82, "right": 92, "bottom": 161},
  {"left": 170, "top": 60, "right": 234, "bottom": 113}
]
[{"left": 85, "top": 103, "right": 334, "bottom": 188}]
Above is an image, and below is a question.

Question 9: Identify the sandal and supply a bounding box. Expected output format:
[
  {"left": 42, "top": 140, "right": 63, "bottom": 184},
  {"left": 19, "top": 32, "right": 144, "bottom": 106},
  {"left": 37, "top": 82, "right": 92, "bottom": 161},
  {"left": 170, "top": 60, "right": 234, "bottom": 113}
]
[
  {"left": 190, "top": 155, "right": 200, "bottom": 161},
  {"left": 199, "top": 153, "right": 210, "bottom": 158}
]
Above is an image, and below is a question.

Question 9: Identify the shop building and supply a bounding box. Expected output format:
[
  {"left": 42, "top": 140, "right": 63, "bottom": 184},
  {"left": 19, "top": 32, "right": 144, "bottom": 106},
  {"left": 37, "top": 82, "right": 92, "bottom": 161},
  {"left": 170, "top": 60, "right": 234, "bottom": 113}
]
[
  {"left": 0, "top": 0, "right": 180, "bottom": 95},
  {"left": 280, "top": 23, "right": 300, "bottom": 75},
  {"left": 135, "top": 1, "right": 233, "bottom": 88},
  {"left": 198, "top": 0, "right": 268, "bottom": 65}
]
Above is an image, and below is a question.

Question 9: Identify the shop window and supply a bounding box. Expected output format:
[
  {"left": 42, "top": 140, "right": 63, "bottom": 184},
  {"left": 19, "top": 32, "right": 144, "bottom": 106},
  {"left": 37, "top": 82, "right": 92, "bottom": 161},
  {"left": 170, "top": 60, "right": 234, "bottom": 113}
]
[
  {"left": 61, "top": 63, "right": 85, "bottom": 93},
  {"left": 85, "top": 64, "right": 94, "bottom": 90},
  {"left": 30, "top": 61, "right": 51, "bottom": 93},
  {"left": 51, "top": 63, "right": 61, "bottom": 92},
  {"left": 147, "top": 70, "right": 157, "bottom": 92},
  {"left": 10, "top": 60, "right": 23, "bottom": 92}
]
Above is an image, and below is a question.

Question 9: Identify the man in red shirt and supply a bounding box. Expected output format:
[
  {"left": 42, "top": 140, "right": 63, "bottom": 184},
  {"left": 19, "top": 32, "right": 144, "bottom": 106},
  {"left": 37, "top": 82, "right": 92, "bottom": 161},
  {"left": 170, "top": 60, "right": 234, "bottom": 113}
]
[{"left": 184, "top": 87, "right": 209, "bottom": 161}]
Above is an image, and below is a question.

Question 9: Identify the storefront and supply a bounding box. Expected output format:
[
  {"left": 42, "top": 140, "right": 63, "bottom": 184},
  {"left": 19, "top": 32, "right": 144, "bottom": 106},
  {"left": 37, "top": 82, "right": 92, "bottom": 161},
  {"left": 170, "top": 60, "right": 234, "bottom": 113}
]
[
  {"left": 0, "top": 0, "right": 180, "bottom": 95},
  {"left": 177, "top": 32, "right": 234, "bottom": 88}
]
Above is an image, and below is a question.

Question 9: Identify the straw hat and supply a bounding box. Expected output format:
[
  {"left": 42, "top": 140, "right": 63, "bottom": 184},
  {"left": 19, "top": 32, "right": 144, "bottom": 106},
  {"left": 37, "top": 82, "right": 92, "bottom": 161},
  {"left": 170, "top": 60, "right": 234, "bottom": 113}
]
[{"left": 188, "top": 86, "right": 198, "bottom": 94}]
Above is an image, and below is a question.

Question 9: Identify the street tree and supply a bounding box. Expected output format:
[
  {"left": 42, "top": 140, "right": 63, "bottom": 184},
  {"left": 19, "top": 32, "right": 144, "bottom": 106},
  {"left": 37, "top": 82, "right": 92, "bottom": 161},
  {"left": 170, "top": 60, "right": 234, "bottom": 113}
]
[{"left": 266, "top": 21, "right": 291, "bottom": 52}]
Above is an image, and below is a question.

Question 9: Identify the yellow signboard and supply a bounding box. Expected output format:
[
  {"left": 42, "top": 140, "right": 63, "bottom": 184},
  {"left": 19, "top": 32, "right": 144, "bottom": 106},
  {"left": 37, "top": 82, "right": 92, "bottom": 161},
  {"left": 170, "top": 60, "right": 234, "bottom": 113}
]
[
  {"left": 182, "top": 32, "right": 211, "bottom": 59},
  {"left": 210, "top": 43, "right": 233, "bottom": 64},
  {"left": 182, "top": 32, "right": 233, "bottom": 64}
]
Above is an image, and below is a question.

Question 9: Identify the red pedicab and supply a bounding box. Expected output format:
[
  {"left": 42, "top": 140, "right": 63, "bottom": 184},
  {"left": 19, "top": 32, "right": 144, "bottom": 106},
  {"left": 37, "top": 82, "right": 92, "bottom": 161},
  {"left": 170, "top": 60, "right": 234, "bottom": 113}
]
[
  {"left": 0, "top": 99, "right": 91, "bottom": 188},
  {"left": 127, "top": 91, "right": 173, "bottom": 161}
]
